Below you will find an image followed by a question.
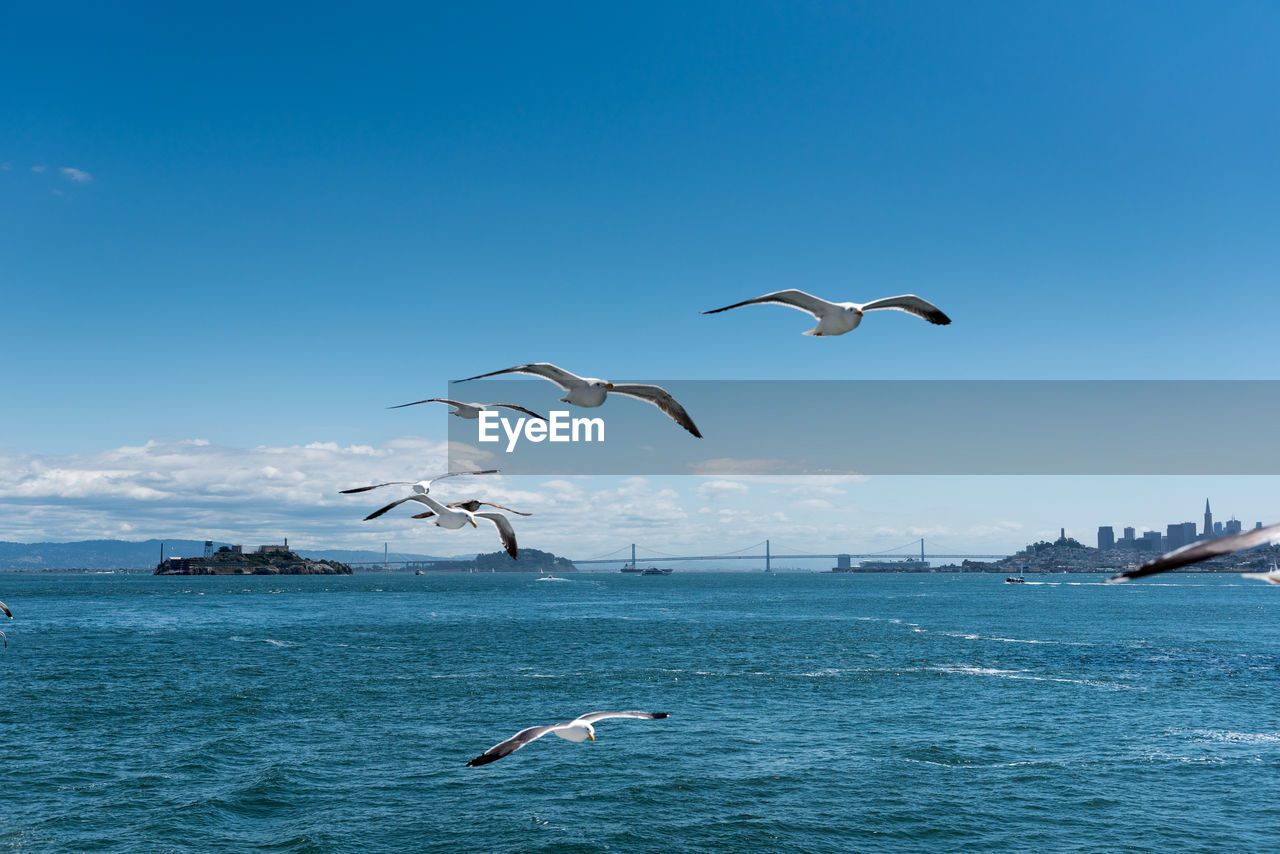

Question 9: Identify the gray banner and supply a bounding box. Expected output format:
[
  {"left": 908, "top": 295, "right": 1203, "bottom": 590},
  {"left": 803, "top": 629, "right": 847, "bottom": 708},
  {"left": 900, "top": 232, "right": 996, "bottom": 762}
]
[{"left": 442, "top": 380, "right": 1280, "bottom": 475}]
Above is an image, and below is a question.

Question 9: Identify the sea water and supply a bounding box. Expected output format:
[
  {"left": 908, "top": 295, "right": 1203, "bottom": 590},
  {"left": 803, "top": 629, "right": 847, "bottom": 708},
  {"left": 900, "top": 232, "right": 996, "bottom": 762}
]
[{"left": 2, "top": 571, "right": 1278, "bottom": 852}]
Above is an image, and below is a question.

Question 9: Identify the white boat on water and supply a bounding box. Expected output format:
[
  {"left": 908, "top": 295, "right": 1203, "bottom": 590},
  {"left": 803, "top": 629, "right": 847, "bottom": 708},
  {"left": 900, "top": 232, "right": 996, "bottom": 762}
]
[
  {"left": 1242, "top": 559, "right": 1280, "bottom": 586},
  {"left": 537, "top": 574, "right": 569, "bottom": 582}
]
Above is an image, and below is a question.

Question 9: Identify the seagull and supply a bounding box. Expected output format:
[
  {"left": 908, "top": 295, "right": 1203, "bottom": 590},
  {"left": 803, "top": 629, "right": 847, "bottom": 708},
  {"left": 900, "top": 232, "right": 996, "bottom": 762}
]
[
  {"left": 388, "top": 398, "right": 546, "bottom": 421},
  {"left": 458, "top": 363, "right": 701, "bottom": 437},
  {"left": 702, "top": 289, "right": 951, "bottom": 336},
  {"left": 401, "top": 492, "right": 522, "bottom": 559},
  {"left": 466, "top": 711, "right": 670, "bottom": 766},
  {"left": 0, "top": 600, "right": 10, "bottom": 619},
  {"left": 408, "top": 498, "right": 531, "bottom": 521},
  {"left": 1107, "top": 521, "right": 1280, "bottom": 583},
  {"left": 339, "top": 470, "right": 498, "bottom": 520}
]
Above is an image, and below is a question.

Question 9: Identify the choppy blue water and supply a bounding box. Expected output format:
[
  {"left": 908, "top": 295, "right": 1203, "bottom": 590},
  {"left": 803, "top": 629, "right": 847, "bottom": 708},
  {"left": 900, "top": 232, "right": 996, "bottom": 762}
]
[{"left": 3, "top": 571, "right": 1279, "bottom": 852}]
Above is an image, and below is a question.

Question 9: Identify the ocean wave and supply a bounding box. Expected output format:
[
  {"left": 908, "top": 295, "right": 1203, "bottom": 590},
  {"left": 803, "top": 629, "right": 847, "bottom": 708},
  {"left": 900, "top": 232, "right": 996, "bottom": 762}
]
[
  {"left": 229, "top": 636, "right": 298, "bottom": 648},
  {"left": 1182, "top": 729, "right": 1280, "bottom": 745},
  {"left": 931, "top": 664, "right": 1129, "bottom": 689}
]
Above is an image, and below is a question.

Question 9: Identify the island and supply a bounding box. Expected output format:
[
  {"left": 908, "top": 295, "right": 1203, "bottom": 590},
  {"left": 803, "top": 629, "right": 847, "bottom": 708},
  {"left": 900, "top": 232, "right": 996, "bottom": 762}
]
[
  {"left": 155, "top": 543, "right": 351, "bottom": 575},
  {"left": 420, "top": 548, "right": 577, "bottom": 573}
]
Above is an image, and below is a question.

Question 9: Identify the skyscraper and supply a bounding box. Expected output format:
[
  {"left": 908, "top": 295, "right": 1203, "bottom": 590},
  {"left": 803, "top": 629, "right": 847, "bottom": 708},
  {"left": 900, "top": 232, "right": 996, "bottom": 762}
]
[
  {"left": 1204, "top": 499, "right": 1212, "bottom": 538},
  {"left": 1098, "top": 526, "right": 1115, "bottom": 550}
]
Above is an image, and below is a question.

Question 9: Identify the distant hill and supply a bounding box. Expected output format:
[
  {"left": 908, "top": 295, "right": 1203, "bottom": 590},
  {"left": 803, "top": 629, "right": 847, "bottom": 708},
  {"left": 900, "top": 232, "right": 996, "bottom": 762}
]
[
  {"left": 0, "top": 539, "right": 457, "bottom": 571},
  {"left": 426, "top": 548, "right": 577, "bottom": 573}
]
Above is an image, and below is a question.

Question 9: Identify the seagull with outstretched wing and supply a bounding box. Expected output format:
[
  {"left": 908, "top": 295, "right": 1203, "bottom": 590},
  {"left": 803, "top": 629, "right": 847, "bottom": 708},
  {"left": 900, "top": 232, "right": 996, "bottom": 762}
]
[
  {"left": 458, "top": 363, "right": 701, "bottom": 437},
  {"left": 703, "top": 289, "right": 951, "bottom": 336},
  {"left": 339, "top": 470, "right": 498, "bottom": 521},
  {"left": 466, "top": 711, "right": 669, "bottom": 766},
  {"left": 410, "top": 499, "right": 530, "bottom": 521},
  {"left": 398, "top": 493, "right": 522, "bottom": 559},
  {"left": 388, "top": 398, "right": 546, "bottom": 421}
]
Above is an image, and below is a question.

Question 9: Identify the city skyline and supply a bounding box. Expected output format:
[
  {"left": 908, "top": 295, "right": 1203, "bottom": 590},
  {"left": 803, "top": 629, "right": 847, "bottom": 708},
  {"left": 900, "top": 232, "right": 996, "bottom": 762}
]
[{"left": 1096, "top": 497, "right": 1265, "bottom": 553}]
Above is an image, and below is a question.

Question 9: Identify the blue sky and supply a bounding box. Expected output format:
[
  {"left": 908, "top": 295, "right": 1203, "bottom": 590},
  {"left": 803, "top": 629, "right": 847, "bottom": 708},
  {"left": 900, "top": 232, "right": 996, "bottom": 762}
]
[{"left": 3, "top": 2, "right": 1278, "bottom": 558}]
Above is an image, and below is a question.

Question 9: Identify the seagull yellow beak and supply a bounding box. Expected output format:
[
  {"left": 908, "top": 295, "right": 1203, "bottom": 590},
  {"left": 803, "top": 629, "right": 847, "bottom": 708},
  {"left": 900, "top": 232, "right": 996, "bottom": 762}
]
[
  {"left": 605, "top": 383, "right": 614, "bottom": 389},
  {"left": 469, "top": 518, "right": 477, "bottom": 528},
  {"left": 588, "top": 733, "right": 595, "bottom": 741}
]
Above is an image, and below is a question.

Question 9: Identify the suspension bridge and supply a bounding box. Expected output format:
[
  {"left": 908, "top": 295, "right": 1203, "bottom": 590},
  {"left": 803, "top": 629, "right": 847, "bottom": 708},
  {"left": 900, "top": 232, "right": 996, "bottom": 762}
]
[
  {"left": 575, "top": 539, "right": 1008, "bottom": 572},
  {"left": 350, "top": 538, "right": 1009, "bottom": 571}
]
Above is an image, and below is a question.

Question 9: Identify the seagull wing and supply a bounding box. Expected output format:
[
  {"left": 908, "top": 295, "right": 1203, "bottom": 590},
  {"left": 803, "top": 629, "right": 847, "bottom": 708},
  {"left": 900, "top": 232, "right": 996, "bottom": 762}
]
[
  {"left": 476, "top": 512, "right": 518, "bottom": 560},
  {"left": 572, "top": 711, "right": 670, "bottom": 725},
  {"left": 414, "top": 500, "right": 531, "bottom": 519},
  {"left": 0, "top": 629, "right": 6, "bottom": 648},
  {"left": 457, "top": 363, "right": 585, "bottom": 391},
  {"left": 857, "top": 294, "right": 952, "bottom": 325},
  {"left": 608, "top": 384, "right": 702, "bottom": 438},
  {"left": 386, "top": 398, "right": 465, "bottom": 410},
  {"left": 0, "top": 600, "right": 11, "bottom": 619},
  {"left": 466, "top": 724, "right": 559, "bottom": 766},
  {"left": 363, "top": 496, "right": 419, "bottom": 521},
  {"left": 702, "top": 289, "right": 838, "bottom": 320},
  {"left": 488, "top": 403, "right": 548, "bottom": 421},
  {"left": 450, "top": 500, "right": 532, "bottom": 516},
  {"left": 340, "top": 481, "right": 414, "bottom": 494},
  {"left": 428, "top": 469, "right": 499, "bottom": 484},
  {"left": 1108, "top": 522, "right": 1280, "bottom": 582}
]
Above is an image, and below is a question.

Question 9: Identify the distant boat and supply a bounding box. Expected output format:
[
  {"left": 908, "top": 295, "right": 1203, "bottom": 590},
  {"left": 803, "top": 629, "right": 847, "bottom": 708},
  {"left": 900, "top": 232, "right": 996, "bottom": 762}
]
[
  {"left": 620, "top": 563, "right": 644, "bottom": 574},
  {"left": 1242, "top": 559, "right": 1280, "bottom": 586},
  {"left": 641, "top": 567, "right": 673, "bottom": 576},
  {"left": 537, "top": 574, "right": 569, "bottom": 582},
  {"left": 1005, "top": 576, "right": 1026, "bottom": 584},
  {"left": 415, "top": 570, "right": 425, "bottom": 576}
]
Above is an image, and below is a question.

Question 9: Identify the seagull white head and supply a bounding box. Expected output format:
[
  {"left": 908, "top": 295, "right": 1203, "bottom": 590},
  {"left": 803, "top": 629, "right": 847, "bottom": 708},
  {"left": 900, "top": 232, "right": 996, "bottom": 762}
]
[{"left": 410, "top": 481, "right": 432, "bottom": 495}]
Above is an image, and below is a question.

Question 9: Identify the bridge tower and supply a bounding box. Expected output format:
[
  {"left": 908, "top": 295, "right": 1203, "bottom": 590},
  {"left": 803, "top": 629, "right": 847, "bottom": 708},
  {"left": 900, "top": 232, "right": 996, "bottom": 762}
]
[{"left": 766, "top": 539, "right": 771, "bottom": 573}]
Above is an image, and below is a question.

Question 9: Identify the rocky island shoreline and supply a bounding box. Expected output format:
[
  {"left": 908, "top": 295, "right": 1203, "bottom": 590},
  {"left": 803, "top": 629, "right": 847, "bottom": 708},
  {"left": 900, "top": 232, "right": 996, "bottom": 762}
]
[{"left": 155, "top": 542, "right": 351, "bottom": 575}]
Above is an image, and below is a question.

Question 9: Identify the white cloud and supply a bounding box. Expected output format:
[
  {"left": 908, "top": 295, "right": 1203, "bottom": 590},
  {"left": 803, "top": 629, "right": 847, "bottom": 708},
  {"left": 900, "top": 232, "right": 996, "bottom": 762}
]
[
  {"left": 61, "top": 167, "right": 92, "bottom": 182},
  {"left": 697, "top": 479, "right": 750, "bottom": 499},
  {"left": 31, "top": 165, "right": 46, "bottom": 173}
]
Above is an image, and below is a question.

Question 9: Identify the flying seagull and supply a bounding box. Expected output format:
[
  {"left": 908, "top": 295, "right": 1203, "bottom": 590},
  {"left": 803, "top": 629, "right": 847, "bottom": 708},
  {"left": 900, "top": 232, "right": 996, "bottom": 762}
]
[
  {"left": 402, "top": 492, "right": 522, "bottom": 559},
  {"left": 409, "top": 499, "right": 531, "bottom": 521},
  {"left": 388, "top": 398, "right": 546, "bottom": 421},
  {"left": 0, "top": 600, "right": 10, "bottom": 619},
  {"left": 1107, "top": 521, "right": 1280, "bottom": 583},
  {"left": 340, "top": 470, "right": 498, "bottom": 520},
  {"left": 466, "top": 711, "right": 669, "bottom": 766},
  {"left": 702, "top": 289, "right": 951, "bottom": 336},
  {"left": 458, "top": 363, "right": 701, "bottom": 437}
]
